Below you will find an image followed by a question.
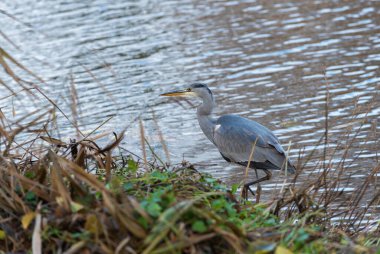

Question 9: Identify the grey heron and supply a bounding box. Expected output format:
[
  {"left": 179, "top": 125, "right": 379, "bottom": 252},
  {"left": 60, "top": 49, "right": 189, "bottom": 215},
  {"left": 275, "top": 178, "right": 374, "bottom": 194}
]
[{"left": 160, "top": 83, "right": 296, "bottom": 197}]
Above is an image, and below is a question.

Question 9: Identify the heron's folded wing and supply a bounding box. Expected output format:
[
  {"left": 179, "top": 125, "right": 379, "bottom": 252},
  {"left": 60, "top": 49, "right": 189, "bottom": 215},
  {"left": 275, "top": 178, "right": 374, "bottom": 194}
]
[{"left": 213, "top": 115, "right": 287, "bottom": 168}]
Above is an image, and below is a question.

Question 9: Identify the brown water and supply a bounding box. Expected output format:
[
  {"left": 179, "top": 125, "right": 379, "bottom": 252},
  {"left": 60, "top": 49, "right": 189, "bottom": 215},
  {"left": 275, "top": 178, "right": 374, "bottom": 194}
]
[{"left": 1, "top": 0, "right": 380, "bottom": 214}]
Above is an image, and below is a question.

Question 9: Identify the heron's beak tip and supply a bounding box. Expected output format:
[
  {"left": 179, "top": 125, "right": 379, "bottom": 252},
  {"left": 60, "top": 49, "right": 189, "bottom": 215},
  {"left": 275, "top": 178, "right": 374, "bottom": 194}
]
[
  {"left": 160, "top": 90, "right": 194, "bottom": 97},
  {"left": 160, "top": 92, "right": 181, "bottom": 97}
]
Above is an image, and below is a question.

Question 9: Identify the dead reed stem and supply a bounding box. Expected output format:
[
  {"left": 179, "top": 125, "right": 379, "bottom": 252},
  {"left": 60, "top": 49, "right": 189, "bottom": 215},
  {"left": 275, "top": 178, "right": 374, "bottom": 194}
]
[{"left": 139, "top": 118, "right": 148, "bottom": 170}]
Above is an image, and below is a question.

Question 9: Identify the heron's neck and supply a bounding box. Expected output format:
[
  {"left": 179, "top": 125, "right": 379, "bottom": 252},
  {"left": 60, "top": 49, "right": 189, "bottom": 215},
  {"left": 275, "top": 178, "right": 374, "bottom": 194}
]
[
  {"left": 197, "top": 93, "right": 214, "bottom": 116},
  {"left": 197, "top": 95, "right": 216, "bottom": 143}
]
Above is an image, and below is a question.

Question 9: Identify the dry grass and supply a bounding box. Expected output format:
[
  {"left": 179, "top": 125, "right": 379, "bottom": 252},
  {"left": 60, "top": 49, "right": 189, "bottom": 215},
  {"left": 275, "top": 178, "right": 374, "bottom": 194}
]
[{"left": 0, "top": 112, "right": 378, "bottom": 253}]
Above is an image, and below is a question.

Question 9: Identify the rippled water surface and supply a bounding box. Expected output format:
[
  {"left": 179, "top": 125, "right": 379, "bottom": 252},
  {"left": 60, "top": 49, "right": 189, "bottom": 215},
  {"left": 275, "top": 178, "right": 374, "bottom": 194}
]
[{"left": 1, "top": 1, "right": 380, "bottom": 206}]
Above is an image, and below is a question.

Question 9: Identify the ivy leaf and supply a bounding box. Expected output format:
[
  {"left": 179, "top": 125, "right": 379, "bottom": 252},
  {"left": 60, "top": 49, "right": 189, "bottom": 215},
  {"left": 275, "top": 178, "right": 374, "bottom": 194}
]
[
  {"left": 123, "top": 182, "right": 134, "bottom": 191},
  {"left": 231, "top": 183, "right": 239, "bottom": 194},
  {"left": 211, "top": 199, "right": 225, "bottom": 211},
  {"left": 151, "top": 171, "right": 168, "bottom": 181},
  {"left": 147, "top": 203, "right": 162, "bottom": 217},
  {"left": 192, "top": 220, "right": 207, "bottom": 233},
  {"left": 127, "top": 159, "right": 138, "bottom": 173},
  {"left": 204, "top": 177, "right": 216, "bottom": 184}
]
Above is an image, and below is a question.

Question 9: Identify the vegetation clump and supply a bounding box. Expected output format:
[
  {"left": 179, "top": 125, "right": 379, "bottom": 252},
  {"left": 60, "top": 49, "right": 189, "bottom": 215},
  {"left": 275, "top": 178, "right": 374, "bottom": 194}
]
[{"left": 0, "top": 135, "right": 378, "bottom": 253}]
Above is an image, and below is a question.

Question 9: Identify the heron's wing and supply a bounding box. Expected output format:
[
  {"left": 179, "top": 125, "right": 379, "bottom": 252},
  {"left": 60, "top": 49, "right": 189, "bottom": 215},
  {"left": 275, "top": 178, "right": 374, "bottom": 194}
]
[{"left": 213, "top": 115, "right": 293, "bottom": 171}]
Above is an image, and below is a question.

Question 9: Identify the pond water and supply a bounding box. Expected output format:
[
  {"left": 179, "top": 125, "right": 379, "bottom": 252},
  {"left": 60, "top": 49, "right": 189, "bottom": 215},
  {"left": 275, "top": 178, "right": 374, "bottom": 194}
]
[{"left": 1, "top": 0, "right": 379, "bottom": 215}]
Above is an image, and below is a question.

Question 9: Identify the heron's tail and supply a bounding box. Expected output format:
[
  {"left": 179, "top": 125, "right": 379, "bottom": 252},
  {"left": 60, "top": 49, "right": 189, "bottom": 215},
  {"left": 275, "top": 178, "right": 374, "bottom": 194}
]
[{"left": 284, "top": 160, "right": 296, "bottom": 174}]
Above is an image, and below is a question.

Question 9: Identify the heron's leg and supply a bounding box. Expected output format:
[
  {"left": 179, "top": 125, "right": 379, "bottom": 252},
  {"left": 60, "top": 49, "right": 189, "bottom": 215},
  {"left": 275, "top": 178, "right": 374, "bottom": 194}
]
[{"left": 243, "top": 169, "right": 272, "bottom": 199}]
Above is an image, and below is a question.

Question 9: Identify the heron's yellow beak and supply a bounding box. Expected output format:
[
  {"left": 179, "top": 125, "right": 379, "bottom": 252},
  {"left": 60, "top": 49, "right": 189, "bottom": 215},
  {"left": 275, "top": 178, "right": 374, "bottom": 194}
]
[{"left": 160, "top": 90, "right": 196, "bottom": 97}]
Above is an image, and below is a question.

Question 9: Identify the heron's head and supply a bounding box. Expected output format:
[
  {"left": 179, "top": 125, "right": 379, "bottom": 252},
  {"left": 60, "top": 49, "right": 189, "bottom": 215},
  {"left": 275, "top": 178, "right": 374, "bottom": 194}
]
[{"left": 160, "top": 83, "right": 213, "bottom": 101}]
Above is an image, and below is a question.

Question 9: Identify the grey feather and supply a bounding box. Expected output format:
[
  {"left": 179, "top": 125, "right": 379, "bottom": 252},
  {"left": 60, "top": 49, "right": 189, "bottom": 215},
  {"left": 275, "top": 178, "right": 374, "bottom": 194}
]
[{"left": 213, "top": 115, "right": 295, "bottom": 173}]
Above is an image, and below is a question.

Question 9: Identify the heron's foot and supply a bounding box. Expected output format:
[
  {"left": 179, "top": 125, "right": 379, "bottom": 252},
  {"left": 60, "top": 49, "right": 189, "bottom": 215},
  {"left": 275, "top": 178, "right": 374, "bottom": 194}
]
[
  {"left": 241, "top": 187, "right": 248, "bottom": 200},
  {"left": 241, "top": 185, "right": 255, "bottom": 201}
]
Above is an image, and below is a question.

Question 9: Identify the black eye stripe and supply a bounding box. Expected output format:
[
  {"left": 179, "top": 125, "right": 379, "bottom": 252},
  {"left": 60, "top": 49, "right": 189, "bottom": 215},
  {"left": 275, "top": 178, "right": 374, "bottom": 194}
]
[{"left": 191, "top": 83, "right": 206, "bottom": 88}]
